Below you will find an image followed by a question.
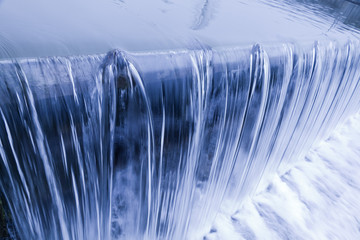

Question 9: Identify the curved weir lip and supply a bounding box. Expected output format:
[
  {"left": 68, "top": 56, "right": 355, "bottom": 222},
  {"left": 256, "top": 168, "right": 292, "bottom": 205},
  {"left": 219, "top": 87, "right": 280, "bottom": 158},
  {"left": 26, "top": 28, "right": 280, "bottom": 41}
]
[{"left": 0, "top": 41, "right": 341, "bottom": 101}]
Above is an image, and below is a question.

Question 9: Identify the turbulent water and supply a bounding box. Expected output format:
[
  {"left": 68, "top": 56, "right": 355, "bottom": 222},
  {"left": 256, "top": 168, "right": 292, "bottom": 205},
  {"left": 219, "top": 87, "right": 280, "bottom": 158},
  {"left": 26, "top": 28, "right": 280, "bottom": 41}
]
[
  {"left": 206, "top": 112, "right": 360, "bottom": 240},
  {"left": 0, "top": 40, "right": 360, "bottom": 239}
]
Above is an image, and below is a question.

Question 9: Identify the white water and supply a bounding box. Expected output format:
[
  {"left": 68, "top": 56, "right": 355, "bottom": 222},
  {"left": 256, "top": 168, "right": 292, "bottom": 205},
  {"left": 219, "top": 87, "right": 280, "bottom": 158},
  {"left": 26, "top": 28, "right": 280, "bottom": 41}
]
[{"left": 207, "top": 112, "right": 360, "bottom": 240}]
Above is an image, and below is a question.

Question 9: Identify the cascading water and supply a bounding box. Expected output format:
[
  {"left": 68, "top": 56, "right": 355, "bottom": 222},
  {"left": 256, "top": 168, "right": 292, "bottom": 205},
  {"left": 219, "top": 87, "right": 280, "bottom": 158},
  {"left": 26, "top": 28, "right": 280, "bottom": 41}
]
[
  {"left": 1, "top": 0, "right": 360, "bottom": 239},
  {"left": 1, "top": 40, "right": 360, "bottom": 239},
  {"left": 109, "top": 41, "right": 360, "bottom": 239},
  {"left": 0, "top": 54, "right": 117, "bottom": 239}
]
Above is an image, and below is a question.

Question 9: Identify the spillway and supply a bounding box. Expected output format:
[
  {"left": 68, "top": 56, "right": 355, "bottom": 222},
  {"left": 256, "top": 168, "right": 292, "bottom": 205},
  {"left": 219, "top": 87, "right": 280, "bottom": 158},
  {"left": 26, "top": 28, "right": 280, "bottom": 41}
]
[
  {"left": 1, "top": 0, "right": 360, "bottom": 240},
  {"left": 1, "top": 40, "right": 360, "bottom": 239}
]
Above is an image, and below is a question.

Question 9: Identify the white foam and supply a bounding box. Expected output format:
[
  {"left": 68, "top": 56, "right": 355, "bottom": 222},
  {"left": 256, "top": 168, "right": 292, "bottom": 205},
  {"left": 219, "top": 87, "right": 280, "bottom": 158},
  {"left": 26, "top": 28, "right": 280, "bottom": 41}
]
[{"left": 206, "top": 112, "right": 360, "bottom": 239}]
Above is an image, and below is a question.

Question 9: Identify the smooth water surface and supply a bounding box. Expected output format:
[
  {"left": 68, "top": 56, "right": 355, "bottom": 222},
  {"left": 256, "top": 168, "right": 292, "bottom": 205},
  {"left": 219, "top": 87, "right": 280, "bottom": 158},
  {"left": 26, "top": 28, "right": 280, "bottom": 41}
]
[{"left": 0, "top": 0, "right": 359, "bottom": 58}]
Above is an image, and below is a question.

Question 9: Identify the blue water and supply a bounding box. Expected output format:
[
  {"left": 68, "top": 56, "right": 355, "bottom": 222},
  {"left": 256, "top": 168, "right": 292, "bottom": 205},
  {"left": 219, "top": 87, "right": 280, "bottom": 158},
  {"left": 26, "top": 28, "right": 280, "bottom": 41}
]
[
  {"left": 0, "top": 0, "right": 359, "bottom": 59},
  {"left": 1, "top": 0, "right": 360, "bottom": 240}
]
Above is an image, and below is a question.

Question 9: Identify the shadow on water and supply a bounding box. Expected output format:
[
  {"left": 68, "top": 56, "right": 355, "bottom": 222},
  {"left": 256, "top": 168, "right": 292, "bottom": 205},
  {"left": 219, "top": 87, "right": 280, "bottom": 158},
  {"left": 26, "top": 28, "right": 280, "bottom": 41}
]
[
  {"left": 288, "top": 0, "right": 360, "bottom": 31},
  {"left": 0, "top": 194, "right": 17, "bottom": 240}
]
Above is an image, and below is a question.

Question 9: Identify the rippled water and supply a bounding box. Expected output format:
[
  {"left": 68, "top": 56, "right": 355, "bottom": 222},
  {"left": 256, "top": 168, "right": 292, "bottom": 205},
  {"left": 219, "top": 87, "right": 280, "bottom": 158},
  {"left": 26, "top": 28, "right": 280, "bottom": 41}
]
[
  {"left": 0, "top": 0, "right": 359, "bottom": 58},
  {"left": 0, "top": 0, "right": 360, "bottom": 240}
]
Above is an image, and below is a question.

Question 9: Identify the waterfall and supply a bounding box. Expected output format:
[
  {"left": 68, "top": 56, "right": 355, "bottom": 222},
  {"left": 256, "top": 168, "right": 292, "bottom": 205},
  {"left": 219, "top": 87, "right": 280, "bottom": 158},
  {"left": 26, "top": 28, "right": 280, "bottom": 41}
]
[
  {"left": 0, "top": 54, "right": 116, "bottom": 240},
  {"left": 0, "top": 40, "right": 360, "bottom": 240}
]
